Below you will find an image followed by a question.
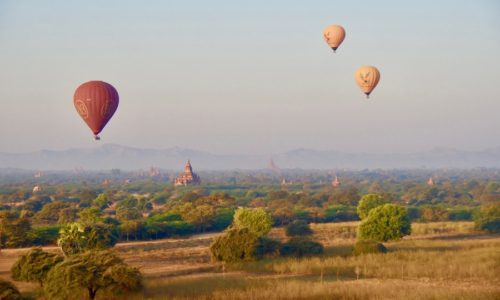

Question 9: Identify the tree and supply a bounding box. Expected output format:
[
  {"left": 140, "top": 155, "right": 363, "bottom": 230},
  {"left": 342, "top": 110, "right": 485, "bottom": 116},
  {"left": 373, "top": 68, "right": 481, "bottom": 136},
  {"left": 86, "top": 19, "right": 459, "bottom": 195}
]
[
  {"left": 182, "top": 204, "right": 216, "bottom": 232},
  {"left": 58, "top": 207, "right": 78, "bottom": 224},
  {"left": 285, "top": 220, "right": 312, "bottom": 237},
  {"left": 78, "top": 207, "right": 103, "bottom": 225},
  {"left": 358, "top": 204, "right": 411, "bottom": 242},
  {"left": 0, "top": 278, "right": 22, "bottom": 300},
  {"left": 92, "top": 193, "right": 110, "bottom": 210},
  {"left": 209, "top": 227, "right": 259, "bottom": 262},
  {"left": 324, "top": 205, "right": 358, "bottom": 222},
  {"left": 352, "top": 240, "right": 387, "bottom": 256},
  {"left": 233, "top": 207, "right": 272, "bottom": 237},
  {"left": 212, "top": 208, "right": 235, "bottom": 231},
  {"left": 58, "top": 222, "right": 118, "bottom": 256},
  {"left": 119, "top": 220, "right": 143, "bottom": 241},
  {"left": 280, "top": 238, "right": 323, "bottom": 257},
  {"left": 34, "top": 202, "right": 70, "bottom": 224},
  {"left": 11, "top": 248, "right": 63, "bottom": 287},
  {"left": 44, "top": 250, "right": 142, "bottom": 300},
  {"left": 357, "top": 194, "right": 388, "bottom": 219},
  {"left": 0, "top": 211, "right": 32, "bottom": 248},
  {"left": 57, "top": 223, "right": 86, "bottom": 256},
  {"left": 474, "top": 203, "right": 500, "bottom": 233}
]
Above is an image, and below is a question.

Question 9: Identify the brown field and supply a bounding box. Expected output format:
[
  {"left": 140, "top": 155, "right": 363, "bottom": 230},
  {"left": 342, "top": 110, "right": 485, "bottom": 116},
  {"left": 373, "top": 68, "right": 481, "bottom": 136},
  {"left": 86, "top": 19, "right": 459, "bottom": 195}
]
[{"left": 0, "top": 221, "right": 498, "bottom": 299}]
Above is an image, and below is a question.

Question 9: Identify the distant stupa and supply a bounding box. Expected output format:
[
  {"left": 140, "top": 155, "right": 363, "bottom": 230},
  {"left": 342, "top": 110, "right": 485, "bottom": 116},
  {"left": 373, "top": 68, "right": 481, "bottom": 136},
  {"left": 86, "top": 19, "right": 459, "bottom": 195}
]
[
  {"left": 174, "top": 160, "right": 201, "bottom": 186},
  {"left": 281, "top": 178, "right": 292, "bottom": 186},
  {"left": 427, "top": 177, "right": 434, "bottom": 186},
  {"left": 332, "top": 176, "right": 341, "bottom": 187}
]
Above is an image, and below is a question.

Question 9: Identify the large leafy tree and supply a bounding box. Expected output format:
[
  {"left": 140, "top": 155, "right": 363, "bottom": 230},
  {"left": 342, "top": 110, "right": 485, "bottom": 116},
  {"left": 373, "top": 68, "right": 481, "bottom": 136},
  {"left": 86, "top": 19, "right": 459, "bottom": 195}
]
[
  {"left": 358, "top": 204, "right": 411, "bottom": 242},
  {"left": 0, "top": 278, "right": 22, "bottom": 300},
  {"left": 11, "top": 248, "right": 63, "bottom": 287},
  {"left": 0, "top": 211, "right": 32, "bottom": 248},
  {"left": 357, "top": 194, "right": 388, "bottom": 219},
  {"left": 58, "top": 222, "right": 119, "bottom": 256},
  {"left": 233, "top": 207, "right": 272, "bottom": 237},
  {"left": 44, "top": 250, "right": 142, "bottom": 300}
]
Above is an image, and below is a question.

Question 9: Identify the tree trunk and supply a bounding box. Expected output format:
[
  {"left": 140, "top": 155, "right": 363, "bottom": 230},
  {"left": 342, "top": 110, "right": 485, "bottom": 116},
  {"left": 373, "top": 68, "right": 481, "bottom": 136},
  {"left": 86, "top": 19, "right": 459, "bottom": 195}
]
[{"left": 88, "top": 287, "right": 97, "bottom": 300}]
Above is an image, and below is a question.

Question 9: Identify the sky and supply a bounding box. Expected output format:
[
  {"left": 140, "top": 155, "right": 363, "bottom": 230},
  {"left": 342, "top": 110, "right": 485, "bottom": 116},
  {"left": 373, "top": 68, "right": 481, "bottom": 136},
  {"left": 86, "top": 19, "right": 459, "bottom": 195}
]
[{"left": 0, "top": 0, "right": 499, "bottom": 155}]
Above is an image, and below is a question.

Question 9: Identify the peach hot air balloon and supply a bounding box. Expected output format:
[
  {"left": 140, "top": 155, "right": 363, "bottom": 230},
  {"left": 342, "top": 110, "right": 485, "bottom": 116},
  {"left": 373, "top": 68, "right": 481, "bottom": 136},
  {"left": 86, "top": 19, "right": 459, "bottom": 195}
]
[
  {"left": 355, "top": 66, "right": 380, "bottom": 98},
  {"left": 323, "top": 24, "right": 345, "bottom": 52},
  {"left": 73, "top": 81, "right": 119, "bottom": 140}
]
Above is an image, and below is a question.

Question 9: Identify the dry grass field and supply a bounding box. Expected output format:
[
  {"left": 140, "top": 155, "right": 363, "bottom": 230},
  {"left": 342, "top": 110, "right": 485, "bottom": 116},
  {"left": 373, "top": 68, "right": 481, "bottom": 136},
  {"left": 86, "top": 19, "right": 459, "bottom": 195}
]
[{"left": 0, "top": 221, "right": 498, "bottom": 299}]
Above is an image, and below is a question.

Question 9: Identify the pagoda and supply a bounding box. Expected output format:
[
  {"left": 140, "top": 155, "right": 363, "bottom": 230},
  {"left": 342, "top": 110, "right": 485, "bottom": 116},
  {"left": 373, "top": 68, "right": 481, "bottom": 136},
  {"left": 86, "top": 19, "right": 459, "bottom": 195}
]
[
  {"left": 174, "top": 160, "right": 200, "bottom": 186},
  {"left": 331, "top": 176, "right": 341, "bottom": 187}
]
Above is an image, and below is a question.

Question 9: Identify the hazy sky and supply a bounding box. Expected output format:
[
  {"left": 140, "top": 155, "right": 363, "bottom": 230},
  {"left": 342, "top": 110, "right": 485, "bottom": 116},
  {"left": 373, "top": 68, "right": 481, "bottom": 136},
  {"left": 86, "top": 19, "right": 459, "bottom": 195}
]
[{"left": 1, "top": 0, "right": 499, "bottom": 155}]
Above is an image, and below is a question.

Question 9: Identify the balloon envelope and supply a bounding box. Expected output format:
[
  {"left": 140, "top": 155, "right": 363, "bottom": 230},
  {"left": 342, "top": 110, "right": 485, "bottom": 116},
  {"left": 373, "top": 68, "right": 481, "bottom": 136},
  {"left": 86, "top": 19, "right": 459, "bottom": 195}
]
[
  {"left": 323, "top": 24, "right": 345, "bottom": 52},
  {"left": 73, "top": 81, "right": 119, "bottom": 138},
  {"left": 354, "top": 66, "right": 380, "bottom": 97}
]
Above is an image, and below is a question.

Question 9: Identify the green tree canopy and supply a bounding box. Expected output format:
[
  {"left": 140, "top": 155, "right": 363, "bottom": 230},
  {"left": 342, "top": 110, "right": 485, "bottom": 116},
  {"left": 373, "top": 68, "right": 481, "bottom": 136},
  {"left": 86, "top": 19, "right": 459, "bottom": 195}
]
[
  {"left": 210, "top": 227, "right": 259, "bottom": 262},
  {"left": 11, "top": 248, "right": 63, "bottom": 287},
  {"left": 233, "top": 207, "right": 272, "bottom": 237},
  {"left": 34, "top": 201, "right": 70, "bottom": 224},
  {"left": 358, "top": 204, "right": 411, "bottom": 242},
  {"left": 92, "top": 193, "right": 110, "bottom": 210},
  {"left": 44, "top": 250, "right": 142, "bottom": 300},
  {"left": 0, "top": 211, "right": 32, "bottom": 248},
  {"left": 0, "top": 278, "right": 22, "bottom": 300},
  {"left": 357, "top": 194, "right": 388, "bottom": 219},
  {"left": 58, "top": 222, "right": 119, "bottom": 256},
  {"left": 78, "top": 207, "right": 103, "bottom": 225},
  {"left": 474, "top": 203, "right": 500, "bottom": 233}
]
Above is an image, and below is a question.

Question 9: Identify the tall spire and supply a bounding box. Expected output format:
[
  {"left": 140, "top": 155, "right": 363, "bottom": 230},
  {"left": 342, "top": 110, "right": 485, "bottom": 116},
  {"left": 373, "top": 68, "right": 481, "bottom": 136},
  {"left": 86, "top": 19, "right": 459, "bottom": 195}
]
[{"left": 175, "top": 160, "right": 200, "bottom": 186}]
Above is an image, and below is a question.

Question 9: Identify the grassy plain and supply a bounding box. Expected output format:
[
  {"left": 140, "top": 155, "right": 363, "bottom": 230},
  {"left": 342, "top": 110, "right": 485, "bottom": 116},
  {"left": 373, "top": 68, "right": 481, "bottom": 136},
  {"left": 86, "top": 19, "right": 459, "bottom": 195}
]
[{"left": 0, "top": 221, "right": 498, "bottom": 299}]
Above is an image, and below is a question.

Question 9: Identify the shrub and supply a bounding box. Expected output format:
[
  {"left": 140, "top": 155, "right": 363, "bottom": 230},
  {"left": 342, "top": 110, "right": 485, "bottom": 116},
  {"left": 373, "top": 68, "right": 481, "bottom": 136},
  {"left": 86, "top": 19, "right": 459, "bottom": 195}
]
[
  {"left": 280, "top": 238, "right": 324, "bottom": 257},
  {"left": 285, "top": 220, "right": 312, "bottom": 237},
  {"left": 324, "top": 205, "right": 358, "bottom": 222},
  {"left": 0, "top": 278, "right": 22, "bottom": 300},
  {"left": 448, "top": 207, "right": 473, "bottom": 221},
  {"left": 419, "top": 206, "right": 449, "bottom": 222},
  {"left": 210, "top": 227, "right": 259, "bottom": 262},
  {"left": 357, "top": 194, "right": 388, "bottom": 219},
  {"left": 254, "top": 237, "right": 281, "bottom": 259},
  {"left": 358, "top": 204, "right": 411, "bottom": 242},
  {"left": 233, "top": 207, "right": 272, "bottom": 237},
  {"left": 474, "top": 203, "right": 500, "bottom": 233},
  {"left": 352, "top": 240, "right": 387, "bottom": 256}
]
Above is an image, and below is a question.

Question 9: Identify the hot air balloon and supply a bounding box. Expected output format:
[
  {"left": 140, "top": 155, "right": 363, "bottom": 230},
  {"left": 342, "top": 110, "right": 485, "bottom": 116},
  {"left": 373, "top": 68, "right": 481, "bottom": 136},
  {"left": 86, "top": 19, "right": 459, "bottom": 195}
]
[
  {"left": 354, "top": 66, "right": 380, "bottom": 98},
  {"left": 73, "top": 81, "right": 119, "bottom": 140},
  {"left": 323, "top": 24, "right": 345, "bottom": 53}
]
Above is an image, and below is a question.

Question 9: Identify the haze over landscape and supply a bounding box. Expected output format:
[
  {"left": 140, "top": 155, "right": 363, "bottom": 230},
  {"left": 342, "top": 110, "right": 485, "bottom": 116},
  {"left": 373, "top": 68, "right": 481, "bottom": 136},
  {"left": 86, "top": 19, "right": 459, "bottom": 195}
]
[{"left": 1, "top": 144, "right": 500, "bottom": 170}]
